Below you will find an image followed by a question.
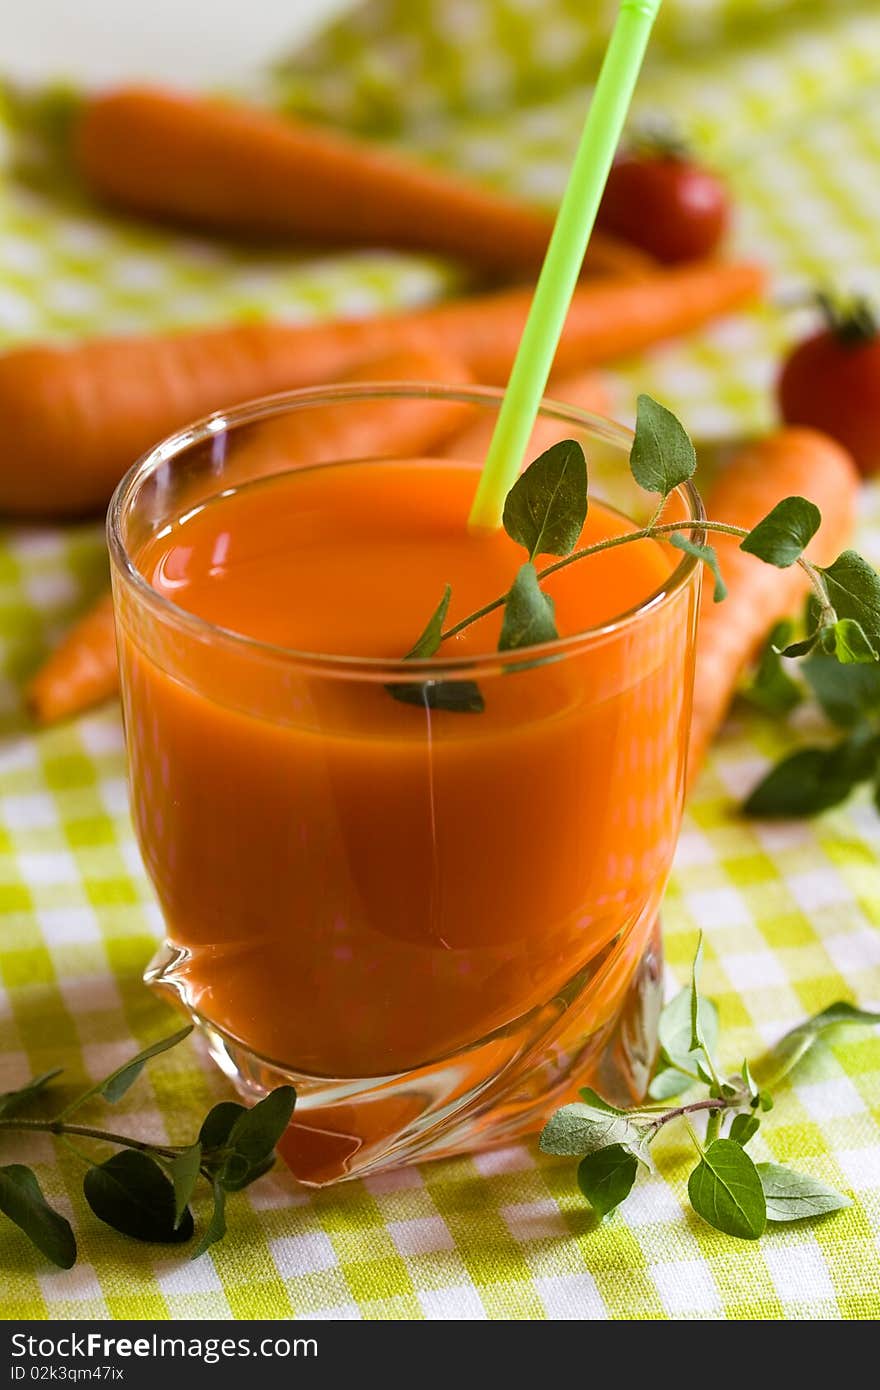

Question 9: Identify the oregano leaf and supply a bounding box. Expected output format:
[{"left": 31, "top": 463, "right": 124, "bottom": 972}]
[
  {"left": 192, "top": 1181, "right": 227, "bottom": 1261},
  {"left": 576, "top": 1087, "right": 625, "bottom": 1113},
  {"left": 743, "top": 734, "right": 880, "bottom": 818},
  {"left": 498, "top": 563, "right": 558, "bottom": 653},
  {"left": 687, "top": 1139, "right": 766, "bottom": 1240},
  {"left": 404, "top": 585, "right": 452, "bottom": 660},
  {"left": 657, "top": 986, "right": 719, "bottom": 1075},
  {"left": 0, "top": 1164, "right": 76, "bottom": 1269},
  {"left": 502, "top": 439, "right": 588, "bottom": 560},
  {"left": 729, "top": 1113, "right": 760, "bottom": 1147},
  {"left": 647, "top": 1066, "right": 689, "bottom": 1101},
  {"left": 824, "top": 617, "right": 879, "bottom": 664},
  {"left": 199, "top": 1101, "right": 246, "bottom": 1152},
  {"left": 539, "top": 1103, "right": 648, "bottom": 1161},
  {"left": 819, "top": 551, "right": 880, "bottom": 648},
  {"left": 387, "top": 679, "right": 484, "bottom": 713},
  {"left": 94, "top": 1027, "right": 193, "bottom": 1106},
  {"left": 741, "top": 622, "right": 803, "bottom": 716},
  {"left": 83, "top": 1151, "right": 194, "bottom": 1245},
  {"left": 629, "top": 395, "right": 696, "bottom": 497},
  {"left": 757, "top": 1163, "right": 850, "bottom": 1222},
  {"left": 0, "top": 1069, "right": 63, "bottom": 1119},
  {"left": 168, "top": 1144, "right": 202, "bottom": 1228},
  {"left": 389, "top": 585, "right": 485, "bottom": 715},
  {"left": 670, "top": 535, "right": 727, "bottom": 601},
  {"left": 225, "top": 1086, "right": 296, "bottom": 1171},
  {"left": 766, "top": 1001, "right": 880, "bottom": 1077},
  {"left": 803, "top": 650, "right": 880, "bottom": 727},
  {"left": 576, "top": 1144, "right": 638, "bottom": 1218},
  {"left": 739, "top": 497, "right": 821, "bottom": 568}
]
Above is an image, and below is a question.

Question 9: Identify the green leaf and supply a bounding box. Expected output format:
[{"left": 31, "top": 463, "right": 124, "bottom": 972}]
[
  {"left": 576, "top": 1087, "right": 625, "bottom": 1113},
  {"left": 498, "top": 563, "right": 558, "bottom": 653},
  {"left": 779, "top": 631, "right": 823, "bottom": 659},
  {"left": 742, "top": 736, "right": 880, "bottom": 818},
  {"left": 690, "top": 933, "right": 706, "bottom": 1054},
  {"left": 0, "top": 1165, "right": 76, "bottom": 1269},
  {"left": 386, "top": 679, "right": 485, "bottom": 713},
  {"left": 502, "top": 439, "right": 588, "bottom": 560},
  {"left": 94, "top": 1026, "right": 193, "bottom": 1105},
  {"left": 0, "top": 1068, "right": 63, "bottom": 1119},
  {"left": 404, "top": 585, "right": 452, "bottom": 660},
  {"left": 198, "top": 1101, "right": 247, "bottom": 1151},
  {"left": 729, "top": 1113, "right": 760, "bottom": 1147},
  {"left": 767, "top": 1001, "right": 880, "bottom": 1076},
  {"left": 192, "top": 1181, "right": 227, "bottom": 1260},
  {"left": 647, "top": 1066, "right": 689, "bottom": 1100},
  {"left": 803, "top": 651, "right": 880, "bottom": 728},
  {"left": 739, "top": 497, "right": 821, "bottom": 568},
  {"left": 741, "top": 622, "right": 803, "bottom": 716},
  {"left": 225, "top": 1086, "right": 296, "bottom": 1172},
  {"left": 819, "top": 551, "right": 880, "bottom": 648},
  {"left": 824, "top": 617, "right": 879, "bottom": 664},
  {"left": 629, "top": 395, "right": 696, "bottom": 497},
  {"left": 576, "top": 1144, "right": 639, "bottom": 1218},
  {"left": 741, "top": 1058, "right": 760, "bottom": 1105},
  {"left": 220, "top": 1155, "right": 276, "bottom": 1193},
  {"left": 657, "top": 987, "right": 719, "bottom": 1075},
  {"left": 687, "top": 1139, "right": 766, "bottom": 1240},
  {"left": 168, "top": 1144, "right": 202, "bottom": 1228},
  {"left": 539, "top": 1103, "right": 648, "bottom": 1161},
  {"left": 670, "top": 535, "right": 727, "bottom": 602},
  {"left": 83, "top": 1151, "right": 194, "bottom": 1244},
  {"left": 390, "top": 584, "right": 486, "bottom": 714},
  {"left": 757, "top": 1163, "right": 850, "bottom": 1222}
]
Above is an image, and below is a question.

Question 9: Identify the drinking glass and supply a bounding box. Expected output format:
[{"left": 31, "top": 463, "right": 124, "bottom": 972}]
[{"left": 108, "top": 384, "right": 703, "bottom": 1185}]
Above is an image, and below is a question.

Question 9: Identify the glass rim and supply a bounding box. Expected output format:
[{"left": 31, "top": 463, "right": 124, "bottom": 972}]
[{"left": 107, "top": 381, "right": 706, "bottom": 681}]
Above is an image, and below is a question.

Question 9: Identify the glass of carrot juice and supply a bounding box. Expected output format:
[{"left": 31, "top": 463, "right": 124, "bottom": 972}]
[{"left": 107, "top": 383, "right": 703, "bottom": 1186}]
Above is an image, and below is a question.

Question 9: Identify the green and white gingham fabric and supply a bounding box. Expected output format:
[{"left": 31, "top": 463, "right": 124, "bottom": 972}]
[{"left": 2, "top": 0, "right": 880, "bottom": 1320}]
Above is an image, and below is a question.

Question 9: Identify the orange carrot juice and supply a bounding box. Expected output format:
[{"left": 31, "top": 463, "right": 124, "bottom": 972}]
[{"left": 110, "top": 392, "right": 700, "bottom": 1183}]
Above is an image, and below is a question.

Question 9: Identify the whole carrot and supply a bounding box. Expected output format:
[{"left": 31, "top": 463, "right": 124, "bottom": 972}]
[
  {"left": 687, "top": 428, "right": 859, "bottom": 787},
  {"left": 217, "top": 345, "right": 473, "bottom": 487},
  {"left": 27, "top": 593, "right": 118, "bottom": 726},
  {"left": 0, "top": 260, "right": 763, "bottom": 517},
  {"left": 73, "top": 86, "right": 650, "bottom": 280},
  {"left": 25, "top": 346, "right": 473, "bottom": 725},
  {"left": 439, "top": 369, "right": 610, "bottom": 460}
]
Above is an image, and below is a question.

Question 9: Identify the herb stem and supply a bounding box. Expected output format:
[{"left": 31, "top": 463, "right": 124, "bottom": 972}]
[
  {"left": 0, "top": 1117, "right": 179, "bottom": 1160},
  {"left": 647, "top": 1095, "right": 730, "bottom": 1138},
  {"left": 437, "top": 519, "right": 833, "bottom": 650}
]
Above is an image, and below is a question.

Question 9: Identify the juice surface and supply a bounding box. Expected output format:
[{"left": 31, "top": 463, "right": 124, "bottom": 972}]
[
  {"left": 139, "top": 457, "right": 671, "bottom": 660},
  {"left": 123, "top": 458, "right": 695, "bottom": 1081}
]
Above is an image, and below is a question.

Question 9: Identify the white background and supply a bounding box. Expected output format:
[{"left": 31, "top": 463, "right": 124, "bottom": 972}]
[{"left": 2, "top": 0, "right": 354, "bottom": 87}]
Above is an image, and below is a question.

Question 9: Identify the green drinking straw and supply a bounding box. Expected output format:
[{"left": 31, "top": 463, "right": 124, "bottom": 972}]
[{"left": 468, "top": 0, "right": 663, "bottom": 531}]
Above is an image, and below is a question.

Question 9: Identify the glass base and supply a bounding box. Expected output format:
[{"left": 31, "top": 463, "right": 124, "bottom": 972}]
[{"left": 145, "top": 919, "right": 663, "bottom": 1186}]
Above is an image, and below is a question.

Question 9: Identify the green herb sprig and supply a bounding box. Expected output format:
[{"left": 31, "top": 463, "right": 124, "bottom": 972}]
[
  {"left": 742, "top": 608, "right": 880, "bottom": 817},
  {"left": 0, "top": 1025, "right": 295, "bottom": 1268},
  {"left": 391, "top": 394, "right": 880, "bottom": 711},
  {"left": 540, "top": 935, "right": 880, "bottom": 1239}
]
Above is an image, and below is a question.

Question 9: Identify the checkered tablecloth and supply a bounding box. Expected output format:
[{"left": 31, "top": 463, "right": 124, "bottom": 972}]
[{"left": 2, "top": 0, "right": 880, "bottom": 1320}]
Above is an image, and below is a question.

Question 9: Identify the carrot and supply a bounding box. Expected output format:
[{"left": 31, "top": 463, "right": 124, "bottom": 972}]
[
  {"left": 438, "top": 369, "right": 610, "bottom": 460},
  {"left": 27, "top": 593, "right": 118, "bottom": 726},
  {"left": 0, "top": 259, "right": 763, "bottom": 517},
  {"left": 214, "top": 346, "right": 473, "bottom": 490},
  {"left": 73, "top": 86, "right": 650, "bottom": 280},
  {"left": 687, "top": 428, "right": 859, "bottom": 788},
  {"left": 25, "top": 346, "right": 473, "bottom": 725}
]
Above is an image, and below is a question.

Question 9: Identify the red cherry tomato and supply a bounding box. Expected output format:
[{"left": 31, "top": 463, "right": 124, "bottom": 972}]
[
  {"left": 597, "top": 152, "right": 730, "bottom": 264},
  {"left": 778, "top": 302, "right": 880, "bottom": 476}
]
